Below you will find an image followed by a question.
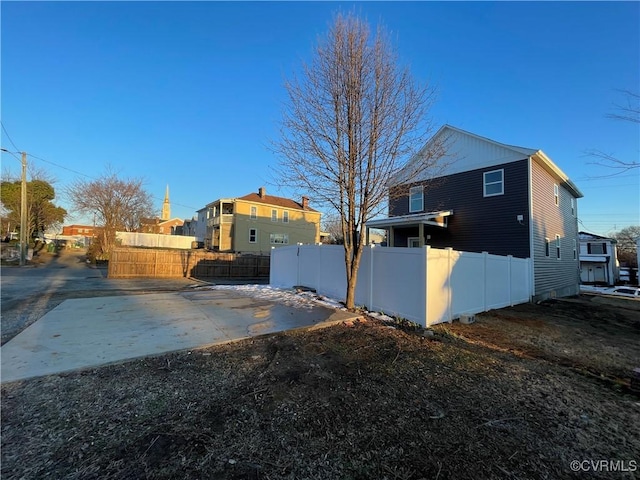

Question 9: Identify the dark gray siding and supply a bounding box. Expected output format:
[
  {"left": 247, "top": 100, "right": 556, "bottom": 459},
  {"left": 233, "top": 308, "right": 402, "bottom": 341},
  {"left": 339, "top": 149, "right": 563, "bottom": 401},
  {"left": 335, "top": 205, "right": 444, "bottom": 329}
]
[
  {"left": 389, "top": 159, "right": 530, "bottom": 258},
  {"left": 530, "top": 161, "right": 580, "bottom": 299}
]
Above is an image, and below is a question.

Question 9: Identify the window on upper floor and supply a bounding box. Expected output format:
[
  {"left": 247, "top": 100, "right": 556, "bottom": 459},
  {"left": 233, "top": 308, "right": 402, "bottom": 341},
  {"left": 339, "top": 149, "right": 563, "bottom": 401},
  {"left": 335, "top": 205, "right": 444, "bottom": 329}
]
[
  {"left": 250, "top": 206, "right": 257, "bottom": 219},
  {"left": 573, "top": 239, "right": 577, "bottom": 260},
  {"left": 283, "top": 211, "right": 289, "bottom": 223},
  {"left": 545, "top": 238, "right": 550, "bottom": 257},
  {"left": 483, "top": 169, "right": 504, "bottom": 197},
  {"left": 555, "top": 235, "right": 561, "bottom": 259},
  {"left": 409, "top": 186, "right": 424, "bottom": 213},
  {"left": 554, "top": 184, "right": 559, "bottom": 206},
  {"left": 271, "top": 209, "right": 278, "bottom": 222},
  {"left": 587, "top": 242, "right": 606, "bottom": 255},
  {"left": 249, "top": 228, "right": 257, "bottom": 243},
  {"left": 570, "top": 197, "right": 575, "bottom": 216}
]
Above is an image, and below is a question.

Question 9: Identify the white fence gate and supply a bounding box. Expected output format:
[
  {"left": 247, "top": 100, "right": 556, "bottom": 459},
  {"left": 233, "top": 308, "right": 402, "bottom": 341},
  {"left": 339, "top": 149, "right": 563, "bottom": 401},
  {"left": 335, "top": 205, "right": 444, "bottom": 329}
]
[{"left": 270, "top": 245, "right": 532, "bottom": 327}]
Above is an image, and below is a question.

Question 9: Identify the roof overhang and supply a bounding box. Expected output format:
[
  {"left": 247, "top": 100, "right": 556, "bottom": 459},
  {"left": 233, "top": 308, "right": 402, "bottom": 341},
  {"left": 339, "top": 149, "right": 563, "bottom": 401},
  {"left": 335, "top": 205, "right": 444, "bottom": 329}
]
[
  {"left": 579, "top": 256, "right": 609, "bottom": 263},
  {"left": 366, "top": 210, "right": 453, "bottom": 229},
  {"left": 532, "top": 150, "right": 584, "bottom": 198}
]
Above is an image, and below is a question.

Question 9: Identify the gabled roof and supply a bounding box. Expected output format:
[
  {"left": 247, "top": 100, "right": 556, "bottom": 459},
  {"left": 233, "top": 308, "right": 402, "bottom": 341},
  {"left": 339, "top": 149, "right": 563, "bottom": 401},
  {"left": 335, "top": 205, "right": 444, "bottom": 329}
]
[
  {"left": 396, "top": 125, "right": 583, "bottom": 198},
  {"left": 237, "top": 192, "right": 319, "bottom": 212}
]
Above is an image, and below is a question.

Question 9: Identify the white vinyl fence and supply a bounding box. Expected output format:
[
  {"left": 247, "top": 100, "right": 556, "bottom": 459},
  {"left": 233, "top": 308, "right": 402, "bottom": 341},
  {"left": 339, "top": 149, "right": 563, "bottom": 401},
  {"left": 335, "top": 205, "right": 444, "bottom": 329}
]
[
  {"left": 270, "top": 245, "right": 532, "bottom": 327},
  {"left": 116, "top": 232, "right": 197, "bottom": 250}
]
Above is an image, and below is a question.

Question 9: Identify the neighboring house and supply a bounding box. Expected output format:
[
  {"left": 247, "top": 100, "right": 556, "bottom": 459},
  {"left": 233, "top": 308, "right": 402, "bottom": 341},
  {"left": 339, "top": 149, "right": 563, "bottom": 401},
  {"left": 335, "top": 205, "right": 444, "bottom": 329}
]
[
  {"left": 202, "top": 187, "right": 321, "bottom": 253},
  {"left": 62, "top": 224, "right": 96, "bottom": 236},
  {"left": 181, "top": 217, "right": 198, "bottom": 237},
  {"left": 366, "top": 125, "right": 583, "bottom": 301},
  {"left": 138, "top": 218, "right": 184, "bottom": 235},
  {"left": 578, "top": 231, "right": 619, "bottom": 285}
]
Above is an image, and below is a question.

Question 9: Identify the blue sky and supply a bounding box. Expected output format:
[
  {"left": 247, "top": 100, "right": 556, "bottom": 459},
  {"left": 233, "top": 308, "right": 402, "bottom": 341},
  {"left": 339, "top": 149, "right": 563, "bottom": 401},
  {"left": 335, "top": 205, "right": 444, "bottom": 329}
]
[{"left": 1, "top": 1, "right": 638, "bottom": 236}]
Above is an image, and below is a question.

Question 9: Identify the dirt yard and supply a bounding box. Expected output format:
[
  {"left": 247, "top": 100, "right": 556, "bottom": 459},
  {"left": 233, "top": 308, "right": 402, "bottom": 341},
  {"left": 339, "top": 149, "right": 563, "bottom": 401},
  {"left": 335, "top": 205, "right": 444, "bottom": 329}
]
[{"left": 2, "top": 295, "right": 639, "bottom": 479}]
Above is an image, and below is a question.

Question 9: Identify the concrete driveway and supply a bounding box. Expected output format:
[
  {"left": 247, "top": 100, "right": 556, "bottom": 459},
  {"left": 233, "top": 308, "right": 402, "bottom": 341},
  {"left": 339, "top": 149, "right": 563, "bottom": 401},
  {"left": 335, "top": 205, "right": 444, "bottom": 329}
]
[{"left": 1, "top": 286, "right": 359, "bottom": 383}]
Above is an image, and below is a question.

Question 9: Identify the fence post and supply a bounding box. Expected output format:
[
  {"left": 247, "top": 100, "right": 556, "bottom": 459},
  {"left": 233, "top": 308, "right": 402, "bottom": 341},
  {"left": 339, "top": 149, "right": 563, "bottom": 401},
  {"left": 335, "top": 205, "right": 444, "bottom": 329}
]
[
  {"left": 508, "top": 255, "right": 513, "bottom": 306},
  {"left": 423, "top": 245, "right": 430, "bottom": 328},
  {"left": 483, "top": 251, "right": 488, "bottom": 312},
  {"left": 154, "top": 249, "right": 158, "bottom": 278},
  {"left": 446, "top": 247, "right": 453, "bottom": 322}
]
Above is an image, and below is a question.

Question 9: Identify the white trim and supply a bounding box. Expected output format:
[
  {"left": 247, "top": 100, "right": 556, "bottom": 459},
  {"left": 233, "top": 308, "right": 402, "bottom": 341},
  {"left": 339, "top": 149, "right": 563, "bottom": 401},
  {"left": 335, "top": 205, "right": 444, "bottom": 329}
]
[
  {"left": 483, "top": 169, "right": 504, "bottom": 197},
  {"left": 545, "top": 237, "right": 550, "bottom": 257},
  {"left": 250, "top": 206, "right": 257, "bottom": 219},
  {"left": 366, "top": 210, "right": 453, "bottom": 229},
  {"left": 271, "top": 209, "right": 278, "bottom": 222},
  {"left": 283, "top": 211, "right": 289, "bottom": 223},
  {"left": 554, "top": 184, "right": 559, "bottom": 206},
  {"left": 528, "top": 158, "right": 535, "bottom": 297},
  {"left": 555, "top": 234, "right": 561, "bottom": 259}
]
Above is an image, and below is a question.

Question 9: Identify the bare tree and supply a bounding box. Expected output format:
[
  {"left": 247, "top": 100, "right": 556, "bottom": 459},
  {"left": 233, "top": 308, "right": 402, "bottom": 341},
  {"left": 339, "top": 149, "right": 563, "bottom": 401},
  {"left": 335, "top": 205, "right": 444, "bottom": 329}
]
[
  {"left": 273, "top": 12, "right": 444, "bottom": 309},
  {"left": 613, "top": 225, "right": 639, "bottom": 268},
  {"left": 67, "top": 169, "right": 154, "bottom": 256},
  {"left": 587, "top": 89, "right": 639, "bottom": 172}
]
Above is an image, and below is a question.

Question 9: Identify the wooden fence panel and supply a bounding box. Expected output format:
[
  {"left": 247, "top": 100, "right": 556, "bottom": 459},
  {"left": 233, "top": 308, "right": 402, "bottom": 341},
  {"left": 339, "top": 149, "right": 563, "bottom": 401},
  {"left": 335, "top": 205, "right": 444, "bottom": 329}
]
[{"left": 107, "top": 247, "right": 270, "bottom": 279}]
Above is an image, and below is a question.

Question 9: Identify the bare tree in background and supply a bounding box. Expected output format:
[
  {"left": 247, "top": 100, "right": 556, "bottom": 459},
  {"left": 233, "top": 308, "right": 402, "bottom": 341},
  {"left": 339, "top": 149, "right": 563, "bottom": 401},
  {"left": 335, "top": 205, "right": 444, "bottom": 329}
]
[
  {"left": 587, "top": 89, "right": 639, "bottom": 173},
  {"left": 273, "top": 12, "right": 445, "bottom": 309},
  {"left": 67, "top": 169, "right": 154, "bottom": 257}
]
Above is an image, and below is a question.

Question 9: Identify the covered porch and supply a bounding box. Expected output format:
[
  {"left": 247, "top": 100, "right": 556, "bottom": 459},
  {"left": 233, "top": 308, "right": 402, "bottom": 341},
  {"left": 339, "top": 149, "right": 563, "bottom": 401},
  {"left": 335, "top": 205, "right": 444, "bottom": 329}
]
[{"left": 366, "top": 210, "right": 453, "bottom": 247}]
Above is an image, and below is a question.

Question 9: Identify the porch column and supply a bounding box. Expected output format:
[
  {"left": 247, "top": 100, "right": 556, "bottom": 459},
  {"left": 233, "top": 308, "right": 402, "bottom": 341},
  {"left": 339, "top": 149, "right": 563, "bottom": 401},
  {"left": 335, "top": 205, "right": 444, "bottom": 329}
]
[
  {"left": 418, "top": 222, "right": 424, "bottom": 247},
  {"left": 389, "top": 227, "right": 394, "bottom": 248}
]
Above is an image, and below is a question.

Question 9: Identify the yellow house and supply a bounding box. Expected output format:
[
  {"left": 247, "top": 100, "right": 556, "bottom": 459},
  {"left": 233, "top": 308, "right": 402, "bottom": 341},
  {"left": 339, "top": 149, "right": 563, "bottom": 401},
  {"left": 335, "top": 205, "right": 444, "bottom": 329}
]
[{"left": 204, "top": 187, "right": 321, "bottom": 253}]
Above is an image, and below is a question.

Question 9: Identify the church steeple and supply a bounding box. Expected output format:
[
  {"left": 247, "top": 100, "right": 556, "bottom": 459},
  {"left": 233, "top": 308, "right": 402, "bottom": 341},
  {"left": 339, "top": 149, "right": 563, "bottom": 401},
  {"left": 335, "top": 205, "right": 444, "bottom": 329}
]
[{"left": 161, "top": 184, "right": 171, "bottom": 221}]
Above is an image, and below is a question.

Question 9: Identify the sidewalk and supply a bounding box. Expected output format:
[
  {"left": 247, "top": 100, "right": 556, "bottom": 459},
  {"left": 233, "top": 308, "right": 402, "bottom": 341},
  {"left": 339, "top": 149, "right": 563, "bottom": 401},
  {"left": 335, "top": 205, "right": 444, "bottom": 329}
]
[{"left": 1, "top": 288, "right": 359, "bottom": 383}]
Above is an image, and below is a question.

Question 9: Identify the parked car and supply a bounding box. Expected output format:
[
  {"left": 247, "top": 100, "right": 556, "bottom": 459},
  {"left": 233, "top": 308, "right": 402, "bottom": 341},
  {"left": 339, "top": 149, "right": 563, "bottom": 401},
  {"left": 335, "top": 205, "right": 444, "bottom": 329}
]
[{"left": 604, "top": 287, "right": 640, "bottom": 298}]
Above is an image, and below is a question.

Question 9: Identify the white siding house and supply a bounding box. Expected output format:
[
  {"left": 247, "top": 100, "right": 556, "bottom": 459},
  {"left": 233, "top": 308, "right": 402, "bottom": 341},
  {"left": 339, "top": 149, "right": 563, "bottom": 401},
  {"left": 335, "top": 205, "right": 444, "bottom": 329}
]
[{"left": 579, "top": 231, "right": 619, "bottom": 285}]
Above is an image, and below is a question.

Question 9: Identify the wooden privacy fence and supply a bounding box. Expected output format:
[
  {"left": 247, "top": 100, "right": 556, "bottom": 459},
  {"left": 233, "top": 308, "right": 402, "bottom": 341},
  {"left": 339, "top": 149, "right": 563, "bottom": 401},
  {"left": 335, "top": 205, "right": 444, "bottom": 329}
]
[{"left": 108, "top": 247, "right": 270, "bottom": 279}]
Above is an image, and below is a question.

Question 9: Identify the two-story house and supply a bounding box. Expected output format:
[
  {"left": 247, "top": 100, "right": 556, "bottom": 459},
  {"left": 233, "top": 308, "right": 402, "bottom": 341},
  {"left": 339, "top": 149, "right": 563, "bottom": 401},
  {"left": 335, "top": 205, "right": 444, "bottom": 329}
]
[
  {"left": 366, "top": 125, "right": 583, "bottom": 301},
  {"left": 579, "top": 231, "right": 619, "bottom": 285},
  {"left": 203, "top": 187, "right": 322, "bottom": 254}
]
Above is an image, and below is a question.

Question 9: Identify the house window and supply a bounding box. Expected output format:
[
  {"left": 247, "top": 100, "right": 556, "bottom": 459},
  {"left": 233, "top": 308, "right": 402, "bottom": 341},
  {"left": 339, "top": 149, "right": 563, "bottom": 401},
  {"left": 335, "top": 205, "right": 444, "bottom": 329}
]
[
  {"left": 571, "top": 198, "right": 575, "bottom": 216},
  {"left": 408, "top": 237, "right": 421, "bottom": 248},
  {"left": 573, "top": 239, "right": 577, "bottom": 260},
  {"left": 545, "top": 238, "right": 550, "bottom": 257},
  {"left": 587, "top": 242, "right": 606, "bottom": 255},
  {"left": 249, "top": 228, "right": 257, "bottom": 243},
  {"left": 270, "top": 233, "right": 289, "bottom": 244},
  {"left": 554, "top": 184, "right": 559, "bottom": 206},
  {"left": 555, "top": 235, "right": 561, "bottom": 259},
  {"left": 283, "top": 211, "right": 289, "bottom": 223},
  {"left": 483, "top": 169, "right": 504, "bottom": 197},
  {"left": 409, "top": 186, "right": 424, "bottom": 213},
  {"left": 250, "top": 206, "right": 257, "bottom": 219},
  {"left": 271, "top": 209, "right": 278, "bottom": 222}
]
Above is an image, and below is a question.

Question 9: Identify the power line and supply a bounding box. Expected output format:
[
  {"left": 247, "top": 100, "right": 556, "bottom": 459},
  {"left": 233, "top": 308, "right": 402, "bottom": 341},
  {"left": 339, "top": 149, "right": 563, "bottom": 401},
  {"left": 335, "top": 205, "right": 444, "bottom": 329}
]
[{"left": 0, "top": 121, "right": 20, "bottom": 152}]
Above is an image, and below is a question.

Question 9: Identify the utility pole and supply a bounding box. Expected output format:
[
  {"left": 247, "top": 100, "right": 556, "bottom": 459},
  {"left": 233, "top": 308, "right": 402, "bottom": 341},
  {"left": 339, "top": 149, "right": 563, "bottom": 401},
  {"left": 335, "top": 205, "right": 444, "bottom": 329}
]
[{"left": 20, "top": 152, "right": 27, "bottom": 266}]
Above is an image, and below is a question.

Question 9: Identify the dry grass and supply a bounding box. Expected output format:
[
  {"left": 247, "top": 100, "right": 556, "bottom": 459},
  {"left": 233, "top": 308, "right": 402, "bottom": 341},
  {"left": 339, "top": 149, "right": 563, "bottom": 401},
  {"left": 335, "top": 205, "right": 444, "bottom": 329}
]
[{"left": 2, "top": 297, "right": 640, "bottom": 480}]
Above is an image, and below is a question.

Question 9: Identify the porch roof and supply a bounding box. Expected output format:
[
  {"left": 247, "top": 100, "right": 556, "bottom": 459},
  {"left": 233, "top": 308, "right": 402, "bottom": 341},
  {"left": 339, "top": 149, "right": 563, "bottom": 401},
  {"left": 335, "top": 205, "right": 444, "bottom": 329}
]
[
  {"left": 366, "top": 210, "right": 453, "bottom": 229},
  {"left": 579, "top": 255, "right": 609, "bottom": 263}
]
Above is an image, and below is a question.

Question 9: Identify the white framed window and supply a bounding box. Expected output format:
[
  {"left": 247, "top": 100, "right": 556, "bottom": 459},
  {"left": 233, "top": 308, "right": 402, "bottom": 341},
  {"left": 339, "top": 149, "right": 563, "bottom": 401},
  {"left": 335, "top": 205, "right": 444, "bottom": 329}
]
[
  {"left": 554, "top": 184, "right": 559, "bottom": 206},
  {"left": 408, "top": 237, "right": 421, "bottom": 248},
  {"left": 270, "top": 233, "right": 289, "bottom": 244},
  {"left": 555, "top": 235, "right": 561, "bottom": 259},
  {"left": 249, "top": 228, "right": 257, "bottom": 243},
  {"left": 570, "top": 197, "right": 575, "bottom": 216},
  {"left": 283, "top": 211, "right": 289, "bottom": 223},
  {"left": 250, "top": 206, "right": 257, "bottom": 219},
  {"left": 409, "top": 186, "right": 424, "bottom": 213},
  {"left": 573, "top": 239, "right": 577, "bottom": 260},
  {"left": 545, "top": 238, "right": 550, "bottom": 257},
  {"left": 271, "top": 209, "right": 278, "bottom": 222},
  {"left": 483, "top": 169, "right": 504, "bottom": 197}
]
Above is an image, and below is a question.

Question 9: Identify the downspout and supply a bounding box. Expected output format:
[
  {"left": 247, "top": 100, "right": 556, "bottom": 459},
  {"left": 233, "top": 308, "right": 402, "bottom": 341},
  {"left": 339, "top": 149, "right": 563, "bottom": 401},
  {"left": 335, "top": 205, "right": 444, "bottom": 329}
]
[{"left": 528, "top": 157, "right": 535, "bottom": 299}]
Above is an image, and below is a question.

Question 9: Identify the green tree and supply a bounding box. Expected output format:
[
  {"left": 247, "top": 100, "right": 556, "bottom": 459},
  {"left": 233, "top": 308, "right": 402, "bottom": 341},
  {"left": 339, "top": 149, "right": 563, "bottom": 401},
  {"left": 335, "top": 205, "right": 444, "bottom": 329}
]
[
  {"left": 273, "top": 12, "right": 444, "bottom": 309},
  {"left": 0, "top": 178, "right": 66, "bottom": 239}
]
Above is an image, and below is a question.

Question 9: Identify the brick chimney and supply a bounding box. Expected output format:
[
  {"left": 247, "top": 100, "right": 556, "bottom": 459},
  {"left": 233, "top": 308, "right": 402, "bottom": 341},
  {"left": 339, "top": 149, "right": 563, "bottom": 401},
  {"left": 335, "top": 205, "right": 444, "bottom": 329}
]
[
  {"left": 258, "top": 187, "right": 266, "bottom": 198},
  {"left": 302, "top": 196, "right": 309, "bottom": 210}
]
